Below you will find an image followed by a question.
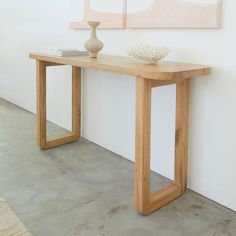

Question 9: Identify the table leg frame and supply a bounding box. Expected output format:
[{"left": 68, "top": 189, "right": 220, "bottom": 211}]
[
  {"left": 36, "top": 60, "right": 190, "bottom": 215},
  {"left": 135, "top": 76, "right": 190, "bottom": 215},
  {"left": 36, "top": 60, "right": 81, "bottom": 150}
]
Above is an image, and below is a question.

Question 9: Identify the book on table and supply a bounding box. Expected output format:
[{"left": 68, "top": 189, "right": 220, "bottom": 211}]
[{"left": 38, "top": 49, "right": 88, "bottom": 57}]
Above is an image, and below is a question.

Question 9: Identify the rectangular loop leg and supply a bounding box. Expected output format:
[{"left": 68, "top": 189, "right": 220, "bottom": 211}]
[
  {"left": 36, "top": 62, "right": 81, "bottom": 149},
  {"left": 175, "top": 80, "right": 190, "bottom": 193},
  {"left": 135, "top": 76, "right": 152, "bottom": 215},
  {"left": 135, "top": 77, "right": 191, "bottom": 216}
]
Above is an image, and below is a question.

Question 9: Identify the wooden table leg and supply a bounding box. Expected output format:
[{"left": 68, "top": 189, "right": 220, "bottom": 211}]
[
  {"left": 135, "top": 77, "right": 190, "bottom": 216},
  {"left": 135, "top": 76, "right": 152, "bottom": 215},
  {"left": 37, "top": 60, "right": 47, "bottom": 148},
  {"left": 72, "top": 66, "right": 81, "bottom": 139},
  {"left": 36, "top": 60, "right": 81, "bottom": 149},
  {"left": 175, "top": 80, "right": 190, "bottom": 193}
]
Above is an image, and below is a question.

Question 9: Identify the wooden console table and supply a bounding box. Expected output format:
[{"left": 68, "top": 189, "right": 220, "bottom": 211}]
[{"left": 29, "top": 53, "right": 210, "bottom": 216}]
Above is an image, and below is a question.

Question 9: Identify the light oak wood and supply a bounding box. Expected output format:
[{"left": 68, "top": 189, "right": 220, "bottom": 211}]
[
  {"left": 30, "top": 54, "right": 210, "bottom": 81},
  {"left": 72, "top": 66, "right": 81, "bottom": 139},
  {"left": 135, "top": 77, "right": 191, "bottom": 216},
  {"left": 151, "top": 79, "right": 184, "bottom": 88},
  {"left": 175, "top": 80, "right": 190, "bottom": 193},
  {"left": 36, "top": 60, "right": 81, "bottom": 149},
  {"left": 149, "top": 184, "right": 182, "bottom": 214},
  {"left": 43, "top": 134, "right": 79, "bottom": 150},
  {"left": 37, "top": 60, "right": 47, "bottom": 148},
  {"left": 31, "top": 53, "right": 210, "bottom": 216},
  {"left": 135, "top": 77, "right": 152, "bottom": 215},
  {"left": 44, "top": 61, "right": 65, "bottom": 67}
]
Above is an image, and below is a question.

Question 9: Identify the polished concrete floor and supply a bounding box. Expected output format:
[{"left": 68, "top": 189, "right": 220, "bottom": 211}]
[{"left": 0, "top": 98, "right": 236, "bottom": 236}]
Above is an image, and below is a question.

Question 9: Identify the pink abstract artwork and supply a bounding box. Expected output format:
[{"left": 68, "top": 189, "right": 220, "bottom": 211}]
[
  {"left": 69, "top": 0, "right": 221, "bottom": 29},
  {"left": 69, "top": 0, "right": 126, "bottom": 29},
  {"left": 127, "top": 0, "right": 221, "bottom": 28}
]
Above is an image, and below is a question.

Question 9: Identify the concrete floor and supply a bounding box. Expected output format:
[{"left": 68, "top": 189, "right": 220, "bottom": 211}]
[{"left": 0, "top": 98, "right": 236, "bottom": 236}]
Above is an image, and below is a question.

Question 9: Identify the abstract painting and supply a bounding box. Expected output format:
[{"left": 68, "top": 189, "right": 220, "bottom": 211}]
[
  {"left": 126, "top": 0, "right": 221, "bottom": 28},
  {"left": 69, "top": 0, "right": 126, "bottom": 29},
  {"left": 69, "top": 0, "right": 221, "bottom": 29}
]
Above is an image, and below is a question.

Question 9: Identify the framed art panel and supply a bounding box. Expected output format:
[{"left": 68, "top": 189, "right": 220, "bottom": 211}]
[
  {"left": 69, "top": 0, "right": 126, "bottom": 29},
  {"left": 127, "top": 0, "right": 221, "bottom": 28}
]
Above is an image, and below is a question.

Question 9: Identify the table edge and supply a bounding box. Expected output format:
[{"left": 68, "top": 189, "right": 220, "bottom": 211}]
[{"left": 29, "top": 53, "right": 211, "bottom": 81}]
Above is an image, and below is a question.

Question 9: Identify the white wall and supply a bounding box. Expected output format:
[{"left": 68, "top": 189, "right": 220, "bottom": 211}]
[{"left": 0, "top": 1, "right": 236, "bottom": 211}]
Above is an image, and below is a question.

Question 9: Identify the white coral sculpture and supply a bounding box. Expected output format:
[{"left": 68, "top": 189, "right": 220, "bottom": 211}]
[{"left": 128, "top": 44, "right": 169, "bottom": 64}]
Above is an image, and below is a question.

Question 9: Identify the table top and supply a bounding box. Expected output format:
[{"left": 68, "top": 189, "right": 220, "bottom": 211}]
[{"left": 29, "top": 53, "right": 210, "bottom": 81}]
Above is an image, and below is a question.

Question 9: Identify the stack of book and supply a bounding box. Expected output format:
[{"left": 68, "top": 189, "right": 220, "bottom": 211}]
[{"left": 39, "top": 49, "right": 88, "bottom": 57}]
